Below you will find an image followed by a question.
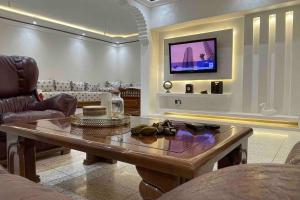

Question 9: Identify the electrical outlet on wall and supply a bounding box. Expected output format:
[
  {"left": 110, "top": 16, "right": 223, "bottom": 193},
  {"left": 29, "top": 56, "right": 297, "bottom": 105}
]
[{"left": 175, "top": 99, "right": 182, "bottom": 105}]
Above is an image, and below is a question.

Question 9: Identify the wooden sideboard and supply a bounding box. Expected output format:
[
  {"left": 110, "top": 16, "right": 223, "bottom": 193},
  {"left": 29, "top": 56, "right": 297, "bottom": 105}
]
[{"left": 120, "top": 88, "right": 140, "bottom": 116}]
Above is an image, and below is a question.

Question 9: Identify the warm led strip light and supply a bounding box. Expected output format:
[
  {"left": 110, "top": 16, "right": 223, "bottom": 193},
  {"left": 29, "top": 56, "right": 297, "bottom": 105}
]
[
  {"left": 165, "top": 112, "right": 299, "bottom": 128},
  {"left": 0, "top": 5, "right": 139, "bottom": 38}
]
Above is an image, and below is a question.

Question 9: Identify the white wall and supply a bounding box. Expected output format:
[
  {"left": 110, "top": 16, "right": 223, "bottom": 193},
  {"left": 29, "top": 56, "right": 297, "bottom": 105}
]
[
  {"left": 0, "top": 18, "right": 140, "bottom": 84},
  {"left": 151, "top": 17, "right": 244, "bottom": 113},
  {"left": 138, "top": 0, "right": 300, "bottom": 116},
  {"left": 133, "top": 0, "right": 300, "bottom": 116},
  {"left": 243, "top": 5, "right": 300, "bottom": 116},
  {"left": 128, "top": 0, "right": 155, "bottom": 116}
]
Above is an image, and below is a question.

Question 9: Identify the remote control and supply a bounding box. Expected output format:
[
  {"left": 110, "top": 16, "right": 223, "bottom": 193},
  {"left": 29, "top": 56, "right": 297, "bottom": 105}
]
[
  {"left": 185, "top": 123, "right": 205, "bottom": 130},
  {"left": 204, "top": 124, "right": 221, "bottom": 129}
]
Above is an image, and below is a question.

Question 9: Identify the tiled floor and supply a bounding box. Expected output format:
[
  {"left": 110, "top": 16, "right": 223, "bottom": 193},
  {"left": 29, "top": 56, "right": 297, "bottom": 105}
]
[{"left": 37, "top": 127, "right": 300, "bottom": 200}]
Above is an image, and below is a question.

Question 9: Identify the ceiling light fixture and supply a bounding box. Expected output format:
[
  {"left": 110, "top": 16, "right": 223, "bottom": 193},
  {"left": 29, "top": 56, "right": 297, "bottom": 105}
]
[
  {"left": 32, "top": 21, "right": 37, "bottom": 25},
  {"left": 81, "top": 33, "right": 86, "bottom": 36},
  {"left": 0, "top": 5, "right": 139, "bottom": 38}
]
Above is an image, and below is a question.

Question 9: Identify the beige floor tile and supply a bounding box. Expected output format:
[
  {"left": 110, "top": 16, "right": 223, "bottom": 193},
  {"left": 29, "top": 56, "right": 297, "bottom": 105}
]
[
  {"left": 126, "top": 193, "right": 143, "bottom": 200},
  {"left": 56, "top": 172, "right": 136, "bottom": 200},
  {"left": 49, "top": 186, "right": 88, "bottom": 200},
  {"left": 37, "top": 163, "right": 55, "bottom": 173},
  {"left": 247, "top": 129, "right": 288, "bottom": 163},
  {"left": 36, "top": 126, "right": 300, "bottom": 200},
  {"left": 100, "top": 166, "right": 141, "bottom": 191},
  {"left": 273, "top": 138, "right": 300, "bottom": 163},
  {"left": 55, "top": 161, "right": 101, "bottom": 176},
  {"left": 39, "top": 169, "right": 69, "bottom": 183}
]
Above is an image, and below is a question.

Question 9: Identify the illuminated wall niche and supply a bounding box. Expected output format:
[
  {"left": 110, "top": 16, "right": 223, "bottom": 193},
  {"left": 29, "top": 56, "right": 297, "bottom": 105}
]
[
  {"left": 266, "top": 14, "right": 277, "bottom": 112},
  {"left": 283, "top": 11, "right": 294, "bottom": 114},
  {"left": 251, "top": 17, "right": 261, "bottom": 113}
]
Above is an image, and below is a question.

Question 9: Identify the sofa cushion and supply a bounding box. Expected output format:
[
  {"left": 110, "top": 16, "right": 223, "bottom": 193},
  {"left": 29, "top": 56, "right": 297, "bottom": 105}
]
[
  {"left": 120, "top": 82, "right": 133, "bottom": 88},
  {"left": 105, "top": 81, "right": 121, "bottom": 88},
  {"left": 1, "top": 110, "right": 65, "bottom": 123},
  {"left": 29, "top": 93, "right": 77, "bottom": 117},
  {"left": 38, "top": 80, "right": 55, "bottom": 92},
  {"left": 0, "top": 173, "right": 70, "bottom": 200},
  {"left": 0, "top": 96, "right": 35, "bottom": 114},
  {"left": 69, "top": 92, "right": 102, "bottom": 102},
  {"left": 42, "top": 91, "right": 61, "bottom": 100},
  {"left": 0, "top": 56, "right": 39, "bottom": 98},
  {"left": 0, "top": 165, "right": 7, "bottom": 174},
  {"left": 286, "top": 142, "right": 300, "bottom": 165},
  {"left": 86, "top": 83, "right": 100, "bottom": 92},
  {"left": 55, "top": 81, "right": 71, "bottom": 92},
  {"left": 71, "top": 81, "right": 85, "bottom": 91},
  {"left": 99, "top": 87, "right": 114, "bottom": 92},
  {"left": 158, "top": 164, "right": 300, "bottom": 200}
]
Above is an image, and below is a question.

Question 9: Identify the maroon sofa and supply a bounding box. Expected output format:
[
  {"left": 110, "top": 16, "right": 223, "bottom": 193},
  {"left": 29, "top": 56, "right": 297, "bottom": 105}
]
[
  {"left": 0, "top": 165, "right": 70, "bottom": 200},
  {"left": 0, "top": 55, "right": 77, "bottom": 165},
  {"left": 159, "top": 142, "right": 300, "bottom": 200}
]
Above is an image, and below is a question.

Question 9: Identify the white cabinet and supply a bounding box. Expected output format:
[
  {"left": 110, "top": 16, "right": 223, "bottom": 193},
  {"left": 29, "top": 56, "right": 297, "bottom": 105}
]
[{"left": 157, "top": 93, "right": 232, "bottom": 113}]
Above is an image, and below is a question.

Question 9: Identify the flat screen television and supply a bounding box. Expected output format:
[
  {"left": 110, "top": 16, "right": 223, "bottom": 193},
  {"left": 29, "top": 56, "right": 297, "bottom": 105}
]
[{"left": 169, "top": 38, "right": 217, "bottom": 74}]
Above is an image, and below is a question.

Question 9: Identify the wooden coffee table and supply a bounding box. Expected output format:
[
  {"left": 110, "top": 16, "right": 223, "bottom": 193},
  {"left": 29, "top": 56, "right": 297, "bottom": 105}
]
[{"left": 0, "top": 117, "right": 252, "bottom": 199}]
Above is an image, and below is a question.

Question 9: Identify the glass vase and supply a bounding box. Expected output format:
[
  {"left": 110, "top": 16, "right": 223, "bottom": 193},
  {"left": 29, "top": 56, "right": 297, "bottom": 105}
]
[{"left": 111, "top": 90, "right": 124, "bottom": 118}]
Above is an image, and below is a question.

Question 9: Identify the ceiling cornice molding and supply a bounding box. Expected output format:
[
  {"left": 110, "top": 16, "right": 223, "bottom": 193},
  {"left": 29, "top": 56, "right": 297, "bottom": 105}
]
[
  {"left": 0, "top": 15, "right": 139, "bottom": 45},
  {"left": 134, "top": 0, "right": 178, "bottom": 8},
  {"left": 117, "top": 0, "right": 149, "bottom": 44},
  {"left": 0, "top": 4, "right": 139, "bottom": 39}
]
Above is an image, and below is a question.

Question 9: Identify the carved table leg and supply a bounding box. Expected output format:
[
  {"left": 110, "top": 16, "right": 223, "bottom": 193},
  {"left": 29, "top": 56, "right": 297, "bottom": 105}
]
[
  {"left": 7, "top": 134, "right": 40, "bottom": 182},
  {"left": 136, "top": 166, "right": 186, "bottom": 200},
  {"left": 218, "top": 141, "right": 248, "bottom": 169},
  {"left": 83, "top": 153, "right": 117, "bottom": 165}
]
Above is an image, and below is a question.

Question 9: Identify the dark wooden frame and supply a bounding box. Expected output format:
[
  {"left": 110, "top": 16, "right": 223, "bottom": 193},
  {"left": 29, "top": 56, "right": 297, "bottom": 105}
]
[
  {"left": 0, "top": 119, "right": 252, "bottom": 199},
  {"left": 120, "top": 88, "right": 140, "bottom": 116}
]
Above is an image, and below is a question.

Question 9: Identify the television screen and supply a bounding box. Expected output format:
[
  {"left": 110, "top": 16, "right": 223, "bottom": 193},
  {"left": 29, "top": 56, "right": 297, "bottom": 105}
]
[{"left": 169, "top": 38, "right": 217, "bottom": 74}]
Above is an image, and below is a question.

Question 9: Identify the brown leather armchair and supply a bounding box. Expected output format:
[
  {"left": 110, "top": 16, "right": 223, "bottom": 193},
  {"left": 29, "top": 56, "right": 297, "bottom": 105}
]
[
  {"left": 0, "top": 165, "right": 70, "bottom": 200},
  {"left": 159, "top": 142, "right": 300, "bottom": 200},
  {"left": 0, "top": 55, "right": 77, "bottom": 165},
  {"left": 286, "top": 142, "right": 300, "bottom": 165}
]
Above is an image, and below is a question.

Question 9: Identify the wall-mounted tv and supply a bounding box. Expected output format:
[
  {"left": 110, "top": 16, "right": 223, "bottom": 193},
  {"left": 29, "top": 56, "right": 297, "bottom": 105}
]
[{"left": 169, "top": 38, "right": 217, "bottom": 74}]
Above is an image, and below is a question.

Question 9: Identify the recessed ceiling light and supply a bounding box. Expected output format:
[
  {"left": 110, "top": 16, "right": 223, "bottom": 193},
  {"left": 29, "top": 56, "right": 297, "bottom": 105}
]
[
  {"left": 32, "top": 21, "right": 37, "bottom": 25},
  {"left": 0, "top": 5, "right": 138, "bottom": 38}
]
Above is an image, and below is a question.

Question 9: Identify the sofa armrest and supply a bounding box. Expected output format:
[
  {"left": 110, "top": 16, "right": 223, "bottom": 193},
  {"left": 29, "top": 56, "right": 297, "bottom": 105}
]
[
  {"left": 0, "top": 165, "right": 7, "bottom": 174},
  {"left": 28, "top": 93, "right": 77, "bottom": 117},
  {"left": 0, "top": 173, "right": 70, "bottom": 200},
  {"left": 285, "top": 142, "right": 300, "bottom": 165}
]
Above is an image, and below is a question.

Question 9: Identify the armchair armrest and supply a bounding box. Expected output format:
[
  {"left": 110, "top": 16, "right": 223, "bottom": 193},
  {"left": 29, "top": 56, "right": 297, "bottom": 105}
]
[
  {"left": 28, "top": 93, "right": 77, "bottom": 117},
  {"left": 286, "top": 142, "right": 300, "bottom": 165}
]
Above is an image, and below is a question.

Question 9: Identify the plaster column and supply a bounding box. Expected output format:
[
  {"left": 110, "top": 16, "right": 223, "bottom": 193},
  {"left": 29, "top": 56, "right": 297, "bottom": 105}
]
[
  {"left": 127, "top": 0, "right": 155, "bottom": 116},
  {"left": 251, "top": 17, "right": 261, "bottom": 113},
  {"left": 262, "top": 14, "right": 277, "bottom": 115},
  {"left": 283, "top": 11, "right": 294, "bottom": 115}
]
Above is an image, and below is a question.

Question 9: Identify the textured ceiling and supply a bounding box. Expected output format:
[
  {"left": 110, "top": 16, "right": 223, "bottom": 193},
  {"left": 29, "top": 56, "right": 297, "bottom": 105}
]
[{"left": 0, "top": 0, "right": 139, "bottom": 41}]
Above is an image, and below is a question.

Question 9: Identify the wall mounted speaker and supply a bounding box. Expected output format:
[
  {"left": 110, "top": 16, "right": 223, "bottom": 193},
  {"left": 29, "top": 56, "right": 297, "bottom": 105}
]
[
  {"left": 185, "top": 84, "right": 194, "bottom": 93},
  {"left": 211, "top": 81, "right": 223, "bottom": 94}
]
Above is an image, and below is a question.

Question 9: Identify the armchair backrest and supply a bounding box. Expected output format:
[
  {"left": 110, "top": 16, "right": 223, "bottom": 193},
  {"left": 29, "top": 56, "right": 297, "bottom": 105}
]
[
  {"left": 0, "top": 56, "right": 39, "bottom": 114},
  {"left": 0, "top": 55, "right": 39, "bottom": 98},
  {"left": 0, "top": 55, "right": 76, "bottom": 121}
]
